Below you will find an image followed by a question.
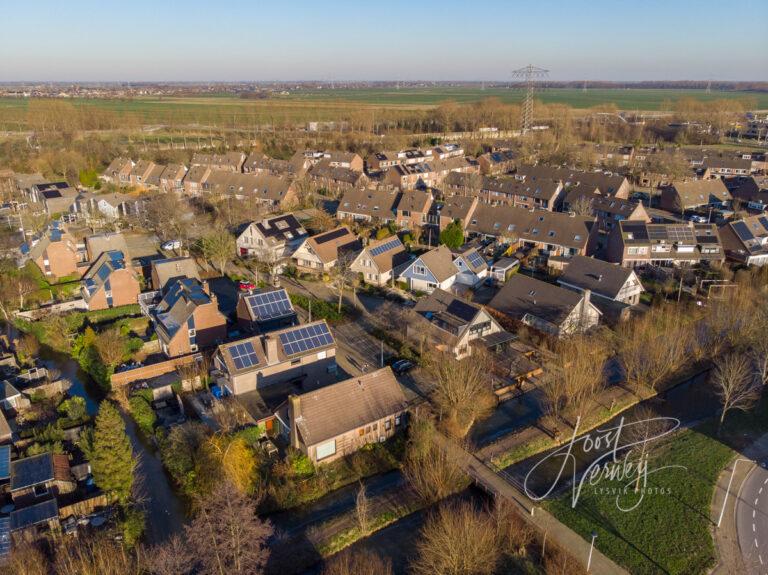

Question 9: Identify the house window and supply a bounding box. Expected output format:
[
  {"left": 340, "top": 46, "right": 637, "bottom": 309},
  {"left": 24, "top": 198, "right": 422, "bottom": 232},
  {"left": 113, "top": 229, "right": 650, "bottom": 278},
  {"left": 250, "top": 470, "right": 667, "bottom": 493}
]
[
  {"left": 415, "top": 265, "right": 426, "bottom": 275},
  {"left": 395, "top": 415, "right": 402, "bottom": 426},
  {"left": 372, "top": 422, "right": 378, "bottom": 431},
  {"left": 33, "top": 484, "right": 49, "bottom": 498},
  {"left": 316, "top": 439, "right": 336, "bottom": 460},
  {"left": 290, "top": 358, "right": 301, "bottom": 366},
  {"left": 385, "top": 419, "right": 392, "bottom": 431},
  {"left": 359, "top": 428, "right": 365, "bottom": 436}
]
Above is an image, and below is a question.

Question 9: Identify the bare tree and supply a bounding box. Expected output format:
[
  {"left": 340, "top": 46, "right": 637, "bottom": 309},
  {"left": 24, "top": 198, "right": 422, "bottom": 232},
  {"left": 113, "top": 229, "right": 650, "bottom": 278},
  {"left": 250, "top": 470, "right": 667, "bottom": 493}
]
[
  {"left": 712, "top": 353, "right": 760, "bottom": 432},
  {"left": 355, "top": 481, "right": 371, "bottom": 537},
  {"left": 15, "top": 332, "right": 40, "bottom": 366},
  {"left": 201, "top": 227, "right": 235, "bottom": 276},
  {"left": 569, "top": 193, "right": 594, "bottom": 217},
  {"left": 0, "top": 540, "right": 48, "bottom": 575},
  {"left": 623, "top": 406, "right": 674, "bottom": 492},
  {"left": 403, "top": 418, "right": 468, "bottom": 504},
  {"left": 186, "top": 480, "right": 272, "bottom": 575},
  {"left": 145, "top": 534, "right": 195, "bottom": 575},
  {"left": 423, "top": 349, "right": 497, "bottom": 437},
  {"left": 331, "top": 248, "right": 358, "bottom": 314},
  {"left": 321, "top": 549, "right": 392, "bottom": 575},
  {"left": 411, "top": 500, "right": 501, "bottom": 575},
  {"left": 253, "top": 245, "right": 282, "bottom": 286},
  {"left": 54, "top": 535, "right": 143, "bottom": 575}
]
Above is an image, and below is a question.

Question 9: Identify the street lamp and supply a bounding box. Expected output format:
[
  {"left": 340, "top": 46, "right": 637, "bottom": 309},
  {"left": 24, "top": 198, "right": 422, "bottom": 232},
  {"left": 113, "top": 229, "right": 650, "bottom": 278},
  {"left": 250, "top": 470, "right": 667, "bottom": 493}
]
[{"left": 587, "top": 531, "right": 598, "bottom": 572}]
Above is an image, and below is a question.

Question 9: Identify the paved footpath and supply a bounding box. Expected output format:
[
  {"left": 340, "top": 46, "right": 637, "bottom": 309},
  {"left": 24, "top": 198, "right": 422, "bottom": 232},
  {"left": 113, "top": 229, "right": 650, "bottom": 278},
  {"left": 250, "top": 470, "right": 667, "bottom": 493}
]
[
  {"left": 435, "top": 433, "right": 629, "bottom": 575},
  {"left": 712, "top": 433, "right": 768, "bottom": 575}
]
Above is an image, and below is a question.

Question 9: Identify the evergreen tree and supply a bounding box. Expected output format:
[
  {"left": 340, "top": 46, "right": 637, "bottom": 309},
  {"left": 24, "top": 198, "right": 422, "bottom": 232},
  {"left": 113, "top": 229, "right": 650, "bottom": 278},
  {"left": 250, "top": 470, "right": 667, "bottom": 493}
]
[
  {"left": 91, "top": 401, "right": 135, "bottom": 503},
  {"left": 439, "top": 220, "right": 464, "bottom": 249}
]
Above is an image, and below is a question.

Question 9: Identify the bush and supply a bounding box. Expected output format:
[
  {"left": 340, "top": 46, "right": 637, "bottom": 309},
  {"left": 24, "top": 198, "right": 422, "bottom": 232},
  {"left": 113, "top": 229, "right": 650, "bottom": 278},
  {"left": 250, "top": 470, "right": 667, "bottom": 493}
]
[
  {"left": 58, "top": 396, "right": 87, "bottom": 420},
  {"left": 128, "top": 394, "right": 156, "bottom": 436},
  {"left": 120, "top": 507, "right": 146, "bottom": 547},
  {"left": 375, "top": 227, "right": 391, "bottom": 240},
  {"left": 289, "top": 294, "right": 346, "bottom": 323}
]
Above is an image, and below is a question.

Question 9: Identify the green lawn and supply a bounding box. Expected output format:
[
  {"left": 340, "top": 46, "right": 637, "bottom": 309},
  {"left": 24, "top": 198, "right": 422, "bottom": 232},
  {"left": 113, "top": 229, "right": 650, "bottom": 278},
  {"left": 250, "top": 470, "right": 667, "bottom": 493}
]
[{"left": 545, "top": 428, "right": 734, "bottom": 575}]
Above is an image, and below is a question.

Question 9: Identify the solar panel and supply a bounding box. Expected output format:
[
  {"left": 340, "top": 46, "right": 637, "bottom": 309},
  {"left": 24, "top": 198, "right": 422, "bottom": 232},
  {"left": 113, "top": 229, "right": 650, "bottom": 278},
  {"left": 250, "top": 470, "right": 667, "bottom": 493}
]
[
  {"left": 0, "top": 446, "right": 9, "bottom": 480},
  {"left": 245, "top": 289, "right": 294, "bottom": 321},
  {"left": 315, "top": 228, "right": 349, "bottom": 244},
  {"left": 279, "top": 323, "right": 333, "bottom": 356},
  {"left": 0, "top": 517, "right": 9, "bottom": 558},
  {"left": 96, "top": 263, "right": 111, "bottom": 282},
  {"left": 446, "top": 299, "right": 478, "bottom": 323},
  {"left": 10, "top": 498, "right": 59, "bottom": 531},
  {"left": 759, "top": 216, "right": 768, "bottom": 230},
  {"left": 50, "top": 229, "right": 62, "bottom": 241},
  {"left": 370, "top": 238, "right": 401, "bottom": 257},
  {"left": 108, "top": 250, "right": 124, "bottom": 262},
  {"left": 466, "top": 250, "right": 485, "bottom": 268},
  {"left": 229, "top": 341, "right": 260, "bottom": 370},
  {"left": 732, "top": 221, "right": 754, "bottom": 242}
]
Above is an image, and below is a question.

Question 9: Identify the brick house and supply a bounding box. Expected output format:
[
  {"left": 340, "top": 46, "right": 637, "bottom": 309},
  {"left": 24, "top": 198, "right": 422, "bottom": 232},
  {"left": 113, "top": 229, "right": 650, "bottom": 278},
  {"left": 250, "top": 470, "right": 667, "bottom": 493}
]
[
  {"left": 292, "top": 227, "right": 361, "bottom": 274},
  {"left": 213, "top": 320, "right": 337, "bottom": 395},
  {"left": 277, "top": 367, "right": 407, "bottom": 465},
  {"left": 152, "top": 277, "right": 227, "bottom": 357},
  {"left": 395, "top": 190, "right": 433, "bottom": 229},
  {"left": 236, "top": 214, "right": 308, "bottom": 259},
  {"left": 607, "top": 221, "right": 724, "bottom": 267},
  {"left": 660, "top": 179, "right": 732, "bottom": 215},
  {"left": 350, "top": 235, "right": 409, "bottom": 286},
  {"left": 101, "top": 158, "right": 133, "bottom": 186},
  {"left": 557, "top": 255, "right": 645, "bottom": 306},
  {"left": 336, "top": 188, "right": 400, "bottom": 224},
  {"left": 191, "top": 152, "right": 246, "bottom": 172},
  {"left": 478, "top": 149, "right": 516, "bottom": 175},
  {"left": 22, "top": 222, "right": 80, "bottom": 279},
  {"left": 81, "top": 250, "right": 141, "bottom": 310},
  {"left": 151, "top": 257, "right": 201, "bottom": 291}
]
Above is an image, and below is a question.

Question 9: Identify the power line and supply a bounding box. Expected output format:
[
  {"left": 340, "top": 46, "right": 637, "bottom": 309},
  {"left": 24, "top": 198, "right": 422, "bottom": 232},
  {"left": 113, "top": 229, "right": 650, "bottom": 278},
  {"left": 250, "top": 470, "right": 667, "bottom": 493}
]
[{"left": 511, "top": 65, "right": 548, "bottom": 134}]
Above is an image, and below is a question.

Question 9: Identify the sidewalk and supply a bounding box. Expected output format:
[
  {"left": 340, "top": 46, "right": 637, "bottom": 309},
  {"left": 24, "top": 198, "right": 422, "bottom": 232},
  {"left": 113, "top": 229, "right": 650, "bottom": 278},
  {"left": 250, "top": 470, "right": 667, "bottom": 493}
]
[{"left": 710, "top": 433, "right": 768, "bottom": 575}]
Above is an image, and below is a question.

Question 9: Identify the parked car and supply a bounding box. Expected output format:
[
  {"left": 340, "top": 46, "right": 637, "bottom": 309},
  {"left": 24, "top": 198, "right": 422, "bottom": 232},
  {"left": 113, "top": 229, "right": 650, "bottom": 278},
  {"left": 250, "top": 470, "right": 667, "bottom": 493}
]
[
  {"left": 391, "top": 359, "right": 415, "bottom": 375},
  {"left": 238, "top": 280, "right": 256, "bottom": 291},
  {"left": 161, "top": 239, "right": 182, "bottom": 251}
]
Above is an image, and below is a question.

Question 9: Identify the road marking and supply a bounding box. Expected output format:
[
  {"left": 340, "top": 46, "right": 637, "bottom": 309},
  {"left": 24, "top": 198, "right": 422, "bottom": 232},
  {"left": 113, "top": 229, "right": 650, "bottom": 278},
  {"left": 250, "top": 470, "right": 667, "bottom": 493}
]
[
  {"left": 756, "top": 498, "right": 760, "bottom": 506},
  {"left": 761, "top": 487, "right": 764, "bottom": 495},
  {"left": 764, "top": 477, "right": 768, "bottom": 485},
  {"left": 760, "top": 555, "right": 764, "bottom": 565},
  {"left": 756, "top": 538, "right": 760, "bottom": 548},
  {"left": 754, "top": 523, "right": 757, "bottom": 532},
  {"left": 754, "top": 510, "right": 757, "bottom": 518}
]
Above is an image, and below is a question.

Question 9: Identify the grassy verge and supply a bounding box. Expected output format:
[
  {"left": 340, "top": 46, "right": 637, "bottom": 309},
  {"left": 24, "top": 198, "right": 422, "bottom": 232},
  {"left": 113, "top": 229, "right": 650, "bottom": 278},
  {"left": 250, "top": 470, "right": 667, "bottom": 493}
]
[
  {"left": 318, "top": 504, "right": 421, "bottom": 556},
  {"left": 491, "top": 392, "right": 643, "bottom": 470}
]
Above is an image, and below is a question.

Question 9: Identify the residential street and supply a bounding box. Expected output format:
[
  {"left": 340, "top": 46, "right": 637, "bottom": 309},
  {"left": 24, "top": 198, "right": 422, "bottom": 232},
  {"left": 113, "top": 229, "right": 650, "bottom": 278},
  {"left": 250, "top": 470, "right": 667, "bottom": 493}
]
[{"left": 737, "top": 459, "right": 768, "bottom": 574}]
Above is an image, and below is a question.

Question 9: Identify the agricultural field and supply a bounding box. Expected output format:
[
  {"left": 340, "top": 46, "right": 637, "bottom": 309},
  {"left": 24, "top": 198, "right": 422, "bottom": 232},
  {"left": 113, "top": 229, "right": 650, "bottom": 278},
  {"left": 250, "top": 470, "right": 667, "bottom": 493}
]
[{"left": 1, "top": 88, "right": 766, "bottom": 132}]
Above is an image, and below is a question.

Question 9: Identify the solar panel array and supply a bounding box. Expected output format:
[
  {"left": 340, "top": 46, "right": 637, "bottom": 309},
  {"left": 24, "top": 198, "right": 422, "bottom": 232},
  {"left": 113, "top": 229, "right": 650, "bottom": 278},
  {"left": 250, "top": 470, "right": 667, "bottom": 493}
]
[
  {"left": 648, "top": 225, "right": 695, "bottom": 243},
  {"left": 370, "top": 238, "right": 401, "bottom": 257},
  {"left": 466, "top": 250, "right": 485, "bottom": 269},
  {"left": 246, "top": 289, "right": 294, "bottom": 321},
  {"left": 733, "top": 221, "right": 753, "bottom": 242},
  {"left": 0, "top": 446, "right": 9, "bottom": 481},
  {"left": 759, "top": 216, "right": 768, "bottom": 230},
  {"left": 228, "top": 341, "right": 260, "bottom": 370},
  {"left": 279, "top": 323, "right": 333, "bottom": 356},
  {"left": 446, "top": 299, "right": 479, "bottom": 323},
  {"left": 315, "top": 228, "right": 349, "bottom": 244}
]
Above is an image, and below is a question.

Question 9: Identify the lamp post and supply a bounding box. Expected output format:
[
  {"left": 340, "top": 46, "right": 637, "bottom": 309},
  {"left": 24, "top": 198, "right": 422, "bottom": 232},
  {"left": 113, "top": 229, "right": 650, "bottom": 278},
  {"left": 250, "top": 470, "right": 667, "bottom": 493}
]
[{"left": 587, "top": 531, "right": 598, "bottom": 572}]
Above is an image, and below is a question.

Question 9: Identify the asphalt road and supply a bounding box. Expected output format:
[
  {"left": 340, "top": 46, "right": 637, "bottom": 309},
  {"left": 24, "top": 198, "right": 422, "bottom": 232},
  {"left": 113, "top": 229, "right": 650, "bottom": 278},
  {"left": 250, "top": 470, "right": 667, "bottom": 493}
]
[{"left": 737, "top": 458, "right": 768, "bottom": 573}]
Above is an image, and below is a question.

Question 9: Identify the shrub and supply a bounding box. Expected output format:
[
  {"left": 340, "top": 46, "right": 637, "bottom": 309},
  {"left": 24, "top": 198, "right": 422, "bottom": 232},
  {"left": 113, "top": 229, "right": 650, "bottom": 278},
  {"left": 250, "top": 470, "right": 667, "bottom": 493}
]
[
  {"left": 120, "top": 507, "right": 146, "bottom": 547},
  {"left": 128, "top": 394, "right": 156, "bottom": 436},
  {"left": 58, "top": 396, "right": 87, "bottom": 420}
]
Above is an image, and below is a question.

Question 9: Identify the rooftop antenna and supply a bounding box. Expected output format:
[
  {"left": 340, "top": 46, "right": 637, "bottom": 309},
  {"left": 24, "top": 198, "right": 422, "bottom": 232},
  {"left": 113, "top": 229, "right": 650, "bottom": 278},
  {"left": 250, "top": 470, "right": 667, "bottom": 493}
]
[{"left": 511, "top": 65, "right": 549, "bottom": 134}]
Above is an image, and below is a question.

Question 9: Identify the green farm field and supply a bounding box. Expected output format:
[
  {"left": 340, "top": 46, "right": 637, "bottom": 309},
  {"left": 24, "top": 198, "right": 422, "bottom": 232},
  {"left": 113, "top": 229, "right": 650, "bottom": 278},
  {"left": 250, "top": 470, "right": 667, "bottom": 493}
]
[{"left": 1, "top": 88, "right": 765, "bottom": 129}]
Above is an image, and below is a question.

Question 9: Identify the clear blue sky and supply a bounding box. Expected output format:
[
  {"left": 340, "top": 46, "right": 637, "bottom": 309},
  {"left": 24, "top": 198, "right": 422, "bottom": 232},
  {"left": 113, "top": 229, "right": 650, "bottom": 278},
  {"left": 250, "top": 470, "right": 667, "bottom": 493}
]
[{"left": 2, "top": 0, "right": 766, "bottom": 82}]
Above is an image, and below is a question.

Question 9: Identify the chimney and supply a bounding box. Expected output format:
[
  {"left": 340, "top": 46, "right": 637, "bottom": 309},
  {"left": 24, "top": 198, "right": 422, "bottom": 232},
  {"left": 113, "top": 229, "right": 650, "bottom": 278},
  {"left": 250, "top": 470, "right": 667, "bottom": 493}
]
[
  {"left": 265, "top": 335, "right": 280, "bottom": 365},
  {"left": 580, "top": 289, "right": 592, "bottom": 328},
  {"left": 288, "top": 394, "right": 301, "bottom": 449}
]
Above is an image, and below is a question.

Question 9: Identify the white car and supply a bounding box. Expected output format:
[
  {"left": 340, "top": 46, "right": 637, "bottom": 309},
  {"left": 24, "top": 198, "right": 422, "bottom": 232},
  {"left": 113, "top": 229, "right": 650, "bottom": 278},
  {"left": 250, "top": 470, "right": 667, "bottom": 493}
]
[{"left": 161, "top": 239, "right": 182, "bottom": 251}]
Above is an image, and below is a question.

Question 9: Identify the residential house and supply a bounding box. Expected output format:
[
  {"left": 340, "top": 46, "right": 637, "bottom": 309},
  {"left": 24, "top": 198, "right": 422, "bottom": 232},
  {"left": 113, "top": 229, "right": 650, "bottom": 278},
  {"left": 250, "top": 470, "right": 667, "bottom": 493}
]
[
  {"left": 87, "top": 192, "right": 144, "bottom": 220},
  {"left": 0, "top": 380, "right": 23, "bottom": 411},
  {"left": 431, "top": 144, "right": 464, "bottom": 160},
  {"left": 557, "top": 255, "right": 645, "bottom": 310},
  {"left": 243, "top": 153, "right": 294, "bottom": 177},
  {"left": 143, "top": 164, "right": 166, "bottom": 189},
  {"left": 129, "top": 160, "right": 156, "bottom": 187},
  {"left": 29, "top": 182, "right": 79, "bottom": 215},
  {"left": 278, "top": 367, "right": 407, "bottom": 465},
  {"left": 325, "top": 152, "right": 364, "bottom": 172},
  {"left": 394, "top": 190, "right": 433, "bottom": 229},
  {"left": 10, "top": 498, "right": 60, "bottom": 535},
  {"left": 489, "top": 257, "right": 519, "bottom": 283},
  {"left": 660, "top": 179, "right": 732, "bottom": 214},
  {"left": 213, "top": 320, "right": 337, "bottom": 395},
  {"left": 399, "top": 244, "right": 487, "bottom": 293},
  {"left": 182, "top": 165, "right": 211, "bottom": 196},
  {"left": 81, "top": 250, "right": 140, "bottom": 310},
  {"left": 152, "top": 277, "right": 227, "bottom": 357},
  {"left": 607, "top": 221, "right": 724, "bottom": 267},
  {"left": 384, "top": 163, "right": 437, "bottom": 190},
  {"left": 85, "top": 232, "right": 130, "bottom": 262},
  {"left": 336, "top": 188, "right": 400, "bottom": 224},
  {"left": 100, "top": 158, "right": 133, "bottom": 185},
  {"left": 719, "top": 215, "right": 768, "bottom": 266},
  {"left": 204, "top": 172, "right": 298, "bottom": 210},
  {"left": 292, "top": 227, "right": 361, "bottom": 274},
  {"left": 489, "top": 274, "right": 601, "bottom": 337},
  {"left": 515, "top": 165, "right": 631, "bottom": 199},
  {"left": 368, "top": 149, "right": 431, "bottom": 172},
  {"left": 563, "top": 190, "right": 650, "bottom": 249},
  {"left": 10, "top": 452, "right": 75, "bottom": 507},
  {"left": 409, "top": 289, "right": 504, "bottom": 358},
  {"left": 704, "top": 156, "right": 752, "bottom": 177},
  {"left": 350, "top": 235, "right": 409, "bottom": 286},
  {"left": 428, "top": 195, "right": 479, "bottom": 231},
  {"left": 236, "top": 287, "right": 298, "bottom": 334},
  {"left": 236, "top": 214, "right": 308, "bottom": 259},
  {"left": 20, "top": 222, "right": 80, "bottom": 279},
  {"left": 429, "top": 156, "right": 479, "bottom": 186},
  {"left": 443, "top": 172, "right": 563, "bottom": 210},
  {"left": 726, "top": 176, "right": 768, "bottom": 211},
  {"left": 159, "top": 164, "right": 187, "bottom": 194},
  {"left": 466, "top": 204, "right": 597, "bottom": 259},
  {"left": 307, "top": 161, "right": 368, "bottom": 194},
  {"left": 151, "top": 257, "right": 201, "bottom": 292},
  {"left": 191, "top": 152, "right": 246, "bottom": 172},
  {"left": 478, "top": 149, "right": 516, "bottom": 175}
]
